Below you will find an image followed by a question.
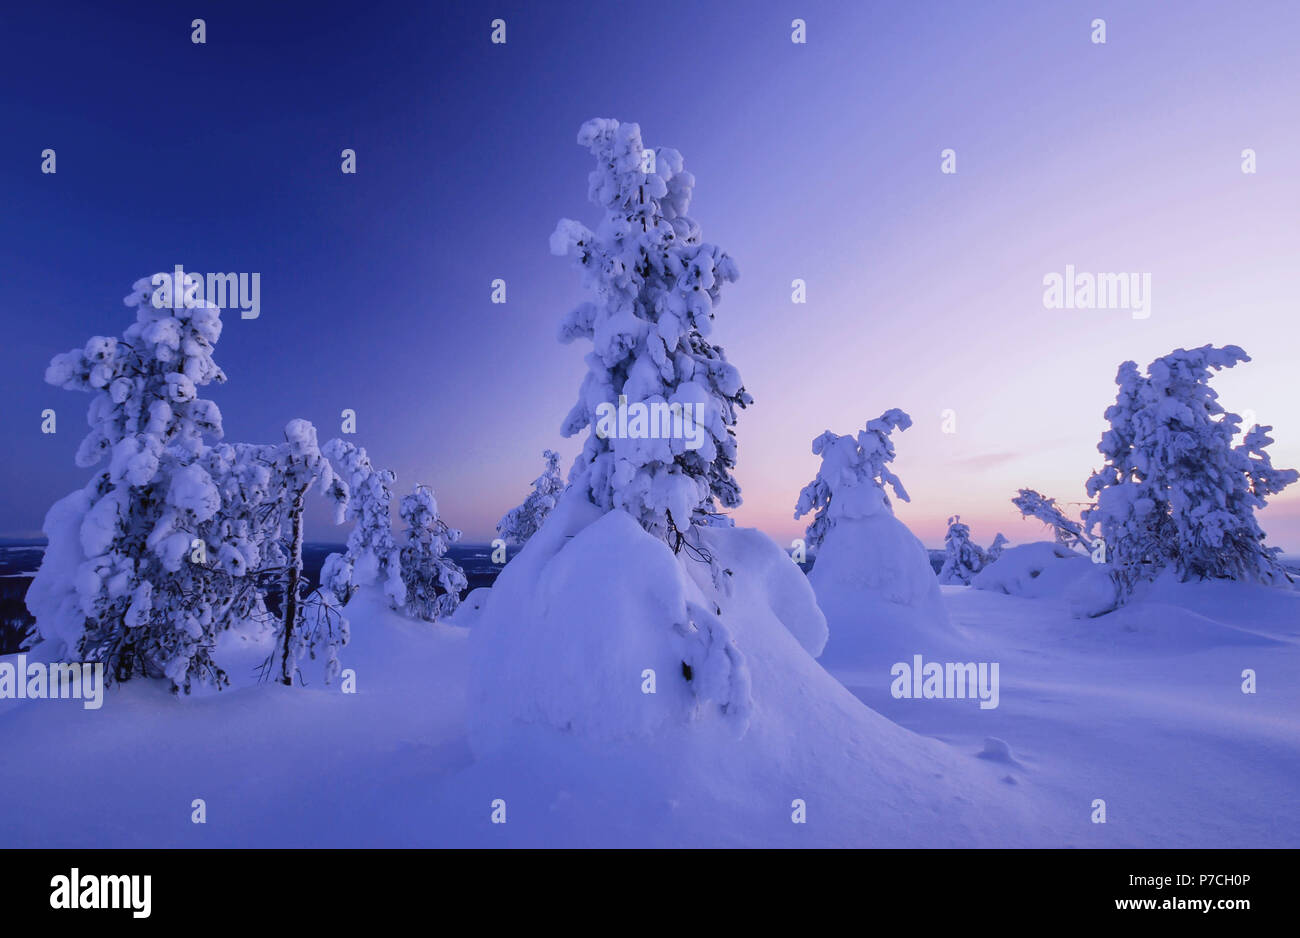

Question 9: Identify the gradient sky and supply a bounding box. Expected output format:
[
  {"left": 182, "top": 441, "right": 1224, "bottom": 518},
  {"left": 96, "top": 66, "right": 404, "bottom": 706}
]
[{"left": 2, "top": 0, "right": 1297, "bottom": 550}]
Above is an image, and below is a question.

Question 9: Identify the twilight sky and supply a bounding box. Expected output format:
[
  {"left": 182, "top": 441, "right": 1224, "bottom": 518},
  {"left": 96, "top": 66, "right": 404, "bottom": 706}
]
[{"left": 2, "top": 0, "right": 1297, "bottom": 550}]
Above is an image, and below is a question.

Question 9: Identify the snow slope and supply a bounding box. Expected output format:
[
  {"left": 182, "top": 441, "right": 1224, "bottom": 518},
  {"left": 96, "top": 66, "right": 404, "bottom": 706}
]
[{"left": 1, "top": 571, "right": 1297, "bottom": 847}]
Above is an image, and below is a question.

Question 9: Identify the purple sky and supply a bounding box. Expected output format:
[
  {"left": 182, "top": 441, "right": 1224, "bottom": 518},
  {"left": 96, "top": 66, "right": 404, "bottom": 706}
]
[{"left": 2, "top": 0, "right": 1297, "bottom": 550}]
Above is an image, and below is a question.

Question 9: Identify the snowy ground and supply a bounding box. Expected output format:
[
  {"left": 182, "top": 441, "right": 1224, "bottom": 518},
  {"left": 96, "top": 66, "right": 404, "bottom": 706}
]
[{"left": 1, "top": 579, "right": 1296, "bottom": 848}]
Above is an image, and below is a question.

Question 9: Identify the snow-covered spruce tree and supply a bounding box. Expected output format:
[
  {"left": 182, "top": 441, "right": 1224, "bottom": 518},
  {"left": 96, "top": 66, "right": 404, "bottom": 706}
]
[
  {"left": 320, "top": 438, "right": 404, "bottom": 608},
  {"left": 398, "top": 484, "right": 467, "bottom": 622},
  {"left": 1083, "top": 345, "right": 1298, "bottom": 597},
  {"left": 794, "top": 409, "right": 913, "bottom": 549},
  {"left": 939, "top": 515, "right": 987, "bottom": 585},
  {"left": 262, "top": 420, "right": 349, "bottom": 686},
  {"left": 28, "top": 273, "right": 234, "bottom": 692},
  {"left": 549, "top": 118, "right": 751, "bottom": 550},
  {"left": 986, "top": 532, "right": 1009, "bottom": 563},
  {"left": 1012, "top": 488, "right": 1092, "bottom": 552},
  {"left": 497, "top": 449, "right": 565, "bottom": 547},
  {"left": 469, "top": 120, "right": 825, "bottom": 753}
]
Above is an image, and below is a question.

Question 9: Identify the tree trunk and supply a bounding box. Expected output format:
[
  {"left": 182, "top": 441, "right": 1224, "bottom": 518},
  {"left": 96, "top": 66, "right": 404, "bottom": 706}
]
[{"left": 280, "top": 486, "right": 307, "bottom": 686}]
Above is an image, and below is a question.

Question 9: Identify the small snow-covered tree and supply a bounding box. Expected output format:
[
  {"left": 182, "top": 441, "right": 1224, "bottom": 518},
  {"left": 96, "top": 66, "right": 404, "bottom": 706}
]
[
  {"left": 497, "top": 449, "right": 565, "bottom": 546},
  {"left": 1083, "top": 345, "right": 1298, "bottom": 596},
  {"left": 320, "top": 439, "right": 404, "bottom": 608},
  {"left": 262, "top": 420, "right": 349, "bottom": 686},
  {"left": 1012, "top": 488, "right": 1092, "bottom": 552},
  {"left": 794, "top": 409, "right": 912, "bottom": 548},
  {"left": 550, "top": 118, "right": 752, "bottom": 546},
  {"left": 30, "top": 273, "right": 232, "bottom": 692},
  {"left": 986, "top": 532, "right": 1009, "bottom": 563},
  {"left": 398, "top": 484, "right": 467, "bottom": 621},
  {"left": 939, "top": 516, "right": 986, "bottom": 584}
]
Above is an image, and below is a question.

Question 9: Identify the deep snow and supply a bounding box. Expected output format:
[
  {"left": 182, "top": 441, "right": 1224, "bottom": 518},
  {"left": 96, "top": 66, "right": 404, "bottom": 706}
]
[{"left": 2, "top": 556, "right": 1296, "bottom": 848}]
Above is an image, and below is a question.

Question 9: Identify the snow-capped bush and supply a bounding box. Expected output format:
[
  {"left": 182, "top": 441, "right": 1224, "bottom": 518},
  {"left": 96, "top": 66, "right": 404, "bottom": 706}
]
[
  {"left": 398, "top": 484, "right": 467, "bottom": 622},
  {"left": 497, "top": 449, "right": 565, "bottom": 547},
  {"left": 1083, "top": 345, "right": 1298, "bottom": 598},
  {"left": 28, "top": 274, "right": 236, "bottom": 692},
  {"left": 1012, "top": 488, "right": 1092, "bottom": 552},
  {"left": 321, "top": 439, "right": 404, "bottom": 608},
  {"left": 549, "top": 118, "right": 751, "bottom": 544}
]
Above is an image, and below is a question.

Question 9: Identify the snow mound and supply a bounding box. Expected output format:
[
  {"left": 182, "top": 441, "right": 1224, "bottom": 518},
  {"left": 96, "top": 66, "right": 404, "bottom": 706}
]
[
  {"left": 468, "top": 491, "right": 754, "bottom": 752},
  {"left": 448, "top": 587, "right": 492, "bottom": 627},
  {"left": 809, "top": 511, "right": 958, "bottom": 668},
  {"left": 455, "top": 494, "right": 1050, "bottom": 846},
  {"left": 972, "top": 541, "right": 1093, "bottom": 599}
]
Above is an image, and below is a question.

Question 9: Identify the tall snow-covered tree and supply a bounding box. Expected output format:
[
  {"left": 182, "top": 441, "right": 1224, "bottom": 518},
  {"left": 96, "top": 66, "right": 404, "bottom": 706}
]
[
  {"left": 29, "top": 273, "right": 233, "bottom": 692},
  {"left": 549, "top": 118, "right": 752, "bottom": 546},
  {"left": 398, "top": 484, "right": 467, "bottom": 621},
  {"left": 497, "top": 449, "right": 565, "bottom": 546},
  {"left": 794, "top": 409, "right": 912, "bottom": 548},
  {"left": 1012, "top": 488, "right": 1092, "bottom": 552},
  {"left": 1083, "top": 345, "right": 1297, "bottom": 596},
  {"left": 321, "top": 438, "right": 404, "bottom": 608}
]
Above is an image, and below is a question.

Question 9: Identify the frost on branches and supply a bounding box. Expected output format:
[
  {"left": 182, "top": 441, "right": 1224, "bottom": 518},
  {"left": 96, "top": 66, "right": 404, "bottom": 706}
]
[
  {"left": 1083, "top": 345, "right": 1298, "bottom": 597},
  {"left": 321, "top": 439, "right": 404, "bottom": 608},
  {"left": 28, "top": 273, "right": 232, "bottom": 692},
  {"left": 398, "top": 485, "right": 467, "bottom": 622},
  {"left": 1012, "top": 488, "right": 1093, "bottom": 552},
  {"left": 549, "top": 118, "right": 751, "bottom": 545},
  {"left": 794, "top": 409, "right": 912, "bottom": 547},
  {"left": 497, "top": 449, "right": 565, "bottom": 546}
]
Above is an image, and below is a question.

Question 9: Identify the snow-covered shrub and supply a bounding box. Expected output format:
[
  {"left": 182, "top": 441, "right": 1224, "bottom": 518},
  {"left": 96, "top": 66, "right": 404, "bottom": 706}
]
[
  {"left": 1012, "top": 488, "right": 1092, "bottom": 552},
  {"left": 28, "top": 273, "right": 236, "bottom": 692},
  {"left": 794, "top": 411, "right": 955, "bottom": 666},
  {"left": 320, "top": 439, "right": 404, "bottom": 608},
  {"left": 497, "top": 449, "right": 565, "bottom": 547},
  {"left": 1083, "top": 345, "right": 1298, "bottom": 598},
  {"left": 938, "top": 515, "right": 1002, "bottom": 585},
  {"left": 398, "top": 484, "right": 467, "bottom": 622},
  {"left": 939, "top": 516, "right": 977, "bottom": 583},
  {"left": 549, "top": 117, "right": 751, "bottom": 545}
]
